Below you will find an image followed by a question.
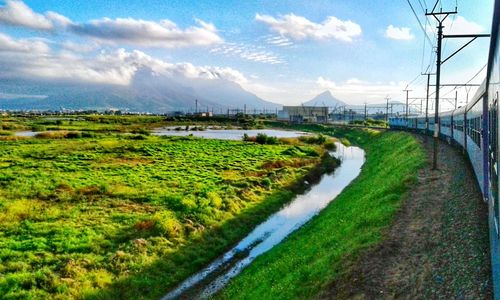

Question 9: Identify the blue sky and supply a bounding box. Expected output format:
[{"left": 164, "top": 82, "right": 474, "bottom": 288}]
[{"left": 0, "top": 0, "right": 495, "bottom": 108}]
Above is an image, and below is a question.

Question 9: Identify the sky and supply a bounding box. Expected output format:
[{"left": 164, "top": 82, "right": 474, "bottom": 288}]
[{"left": 0, "top": 0, "right": 495, "bottom": 110}]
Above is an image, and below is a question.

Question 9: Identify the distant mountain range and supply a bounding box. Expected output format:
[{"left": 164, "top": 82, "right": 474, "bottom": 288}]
[{"left": 0, "top": 67, "right": 281, "bottom": 113}]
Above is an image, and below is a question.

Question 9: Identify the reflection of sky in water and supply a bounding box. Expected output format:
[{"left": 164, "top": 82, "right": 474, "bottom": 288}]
[
  {"left": 14, "top": 131, "right": 39, "bottom": 137},
  {"left": 153, "top": 128, "right": 310, "bottom": 140},
  {"left": 163, "top": 142, "right": 365, "bottom": 300}
]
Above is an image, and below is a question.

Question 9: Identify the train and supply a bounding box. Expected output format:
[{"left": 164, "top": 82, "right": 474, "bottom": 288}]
[{"left": 389, "top": 1, "right": 500, "bottom": 296}]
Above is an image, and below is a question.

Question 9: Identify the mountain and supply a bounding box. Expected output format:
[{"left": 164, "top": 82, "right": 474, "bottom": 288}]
[
  {"left": 0, "top": 68, "right": 281, "bottom": 113},
  {"left": 302, "top": 91, "right": 345, "bottom": 107}
]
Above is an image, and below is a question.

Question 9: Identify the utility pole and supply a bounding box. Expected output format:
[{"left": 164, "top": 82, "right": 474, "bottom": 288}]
[
  {"left": 426, "top": 5, "right": 457, "bottom": 170},
  {"left": 425, "top": 73, "right": 431, "bottom": 134},
  {"left": 426, "top": 2, "right": 488, "bottom": 169},
  {"left": 364, "top": 103, "right": 367, "bottom": 126},
  {"left": 195, "top": 99, "right": 198, "bottom": 114},
  {"left": 455, "top": 90, "right": 458, "bottom": 109},
  {"left": 403, "top": 89, "right": 411, "bottom": 123},
  {"left": 385, "top": 96, "right": 390, "bottom": 127}
]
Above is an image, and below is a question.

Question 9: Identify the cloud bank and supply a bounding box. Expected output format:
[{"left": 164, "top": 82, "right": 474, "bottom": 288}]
[
  {"left": 256, "top": 13, "right": 362, "bottom": 42},
  {"left": 0, "top": 33, "right": 245, "bottom": 86},
  {"left": 0, "top": 0, "right": 223, "bottom": 48}
]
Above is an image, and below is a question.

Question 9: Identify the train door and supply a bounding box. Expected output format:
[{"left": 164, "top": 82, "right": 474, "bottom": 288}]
[
  {"left": 451, "top": 114, "right": 454, "bottom": 141},
  {"left": 464, "top": 112, "right": 468, "bottom": 152},
  {"left": 490, "top": 92, "right": 499, "bottom": 234}
]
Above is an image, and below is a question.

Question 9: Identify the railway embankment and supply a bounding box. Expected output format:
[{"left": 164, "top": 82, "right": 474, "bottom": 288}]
[{"left": 321, "top": 135, "right": 492, "bottom": 299}]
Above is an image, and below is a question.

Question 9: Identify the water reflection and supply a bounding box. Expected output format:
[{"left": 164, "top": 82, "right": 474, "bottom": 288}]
[
  {"left": 163, "top": 143, "right": 365, "bottom": 299},
  {"left": 153, "top": 128, "right": 310, "bottom": 140}
]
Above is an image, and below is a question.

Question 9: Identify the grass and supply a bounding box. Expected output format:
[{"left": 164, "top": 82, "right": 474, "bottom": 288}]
[
  {"left": 0, "top": 126, "right": 333, "bottom": 299},
  {"left": 217, "top": 125, "right": 427, "bottom": 299},
  {"left": 0, "top": 114, "right": 270, "bottom": 135}
]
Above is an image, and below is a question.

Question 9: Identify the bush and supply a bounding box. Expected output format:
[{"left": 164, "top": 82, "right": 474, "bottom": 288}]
[
  {"left": 65, "top": 132, "right": 82, "bottom": 139},
  {"left": 299, "top": 134, "right": 327, "bottom": 145},
  {"left": 323, "top": 140, "right": 336, "bottom": 151},
  {"left": 255, "top": 133, "right": 268, "bottom": 144},
  {"left": 261, "top": 177, "right": 272, "bottom": 188},
  {"left": 131, "top": 128, "right": 150, "bottom": 135},
  {"left": 151, "top": 211, "right": 183, "bottom": 238},
  {"left": 254, "top": 133, "right": 279, "bottom": 145}
]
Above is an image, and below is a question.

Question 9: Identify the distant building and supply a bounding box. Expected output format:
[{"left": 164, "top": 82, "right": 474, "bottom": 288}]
[
  {"left": 277, "top": 106, "right": 329, "bottom": 123},
  {"left": 193, "top": 111, "right": 213, "bottom": 118}
]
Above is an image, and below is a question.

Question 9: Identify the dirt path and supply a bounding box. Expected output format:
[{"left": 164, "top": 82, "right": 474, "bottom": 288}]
[{"left": 320, "top": 135, "right": 492, "bottom": 299}]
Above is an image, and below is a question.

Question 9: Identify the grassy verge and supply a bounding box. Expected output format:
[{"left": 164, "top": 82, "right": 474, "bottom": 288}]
[{"left": 217, "top": 125, "right": 427, "bottom": 299}]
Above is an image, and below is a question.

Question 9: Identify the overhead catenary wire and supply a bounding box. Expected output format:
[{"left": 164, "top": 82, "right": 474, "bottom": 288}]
[
  {"left": 406, "top": 0, "right": 434, "bottom": 45},
  {"left": 440, "top": 63, "right": 487, "bottom": 98}
]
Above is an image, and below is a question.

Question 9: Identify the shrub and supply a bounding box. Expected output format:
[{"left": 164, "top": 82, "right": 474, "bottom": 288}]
[
  {"left": 207, "top": 191, "right": 223, "bottom": 209},
  {"left": 255, "top": 133, "right": 268, "bottom": 144},
  {"left": 65, "top": 132, "right": 82, "bottom": 139},
  {"left": 132, "top": 128, "right": 150, "bottom": 135},
  {"left": 299, "top": 134, "right": 327, "bottom": 145},
  {"left": 261, "top": 177, "right": 272, "bottom": 188},
  {"left": 254, "top": 133, "right": 279, "bottom": 145},
  {"left": 323, "top": 141, "right": 336, "bottom": 151},
  {"left": 152, "top": 211, "right": 183, "bottom": 238}
]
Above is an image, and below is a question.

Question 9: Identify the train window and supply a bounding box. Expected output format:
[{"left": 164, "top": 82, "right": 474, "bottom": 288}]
[
  {"left": 467, "top": 116, "right": 481, "bottom": 147},
  {"left": 454, "top": 119, "right": 464, "bottom": 131}
]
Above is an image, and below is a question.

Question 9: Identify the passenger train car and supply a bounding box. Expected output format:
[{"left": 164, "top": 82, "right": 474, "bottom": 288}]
[{"left": 389, "top": 1, "right": 500, "bottom": 296}]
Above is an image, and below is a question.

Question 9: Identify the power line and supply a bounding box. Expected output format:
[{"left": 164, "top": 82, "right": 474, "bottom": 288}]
[
  {"left": 417, "top": 0, "right": 427, "bottom": 12},
  {"left": 465, "top": 63, "right": 487, "bottom": 84},
  {"left": 406, "top": 0, "right": 434, "bottom": 45}
]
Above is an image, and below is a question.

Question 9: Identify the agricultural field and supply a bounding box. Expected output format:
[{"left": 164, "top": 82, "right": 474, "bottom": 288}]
[{"left": 0, "top": 117, "right": 334, "bottom": 299}]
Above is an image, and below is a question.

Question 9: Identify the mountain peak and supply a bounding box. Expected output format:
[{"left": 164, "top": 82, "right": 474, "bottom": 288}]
[
  {"left": 303, "top": 90, "right": 345, "bottom": 107},
  {"left": 318, "top": 90, "right": 333, "bottom": 96}
]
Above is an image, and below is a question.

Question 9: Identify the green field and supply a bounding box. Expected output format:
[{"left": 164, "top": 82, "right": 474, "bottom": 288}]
[
  {"left": 218, "top": 125, "right": 427, "bottom": 299},
  {"left": 0, "top": 117, "right": 427, "bottom": 299},
  {"left": 0, "top": 114, "right": 264, "bottom": 136},
  {"left": 0, "top": 118, "right": 333, "bottom": 299}
]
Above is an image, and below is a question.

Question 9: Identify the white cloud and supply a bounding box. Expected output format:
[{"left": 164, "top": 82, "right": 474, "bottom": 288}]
[
  {"left": 69, "top": 17, "right": 223, "bottom": 48},
  {"left": 385, "top": 25, "right": 414, "bottom": 41},
  {"left": 426, "top": 16, "right": 485, "bottom": 37},
  {"left": 0, "top": 33, "right": 246, "bottom": 86},
  {"left": 317, "top": 76, "right": 408, "bottom": 101},
  {"left": 317, "top": 76, "right": 336, "bottom": 89},
  {"left": 0, "top": 0, "right": 54, "bottom": 30},
  {"left": 443, "top": 16, "right": 484, "bottom": 35},
  {"left": 45, "top": 11, "right": 72, "bottom": 27},
  {"left": 0, "top": 1, "right": 222, "bottom": 48},
  {"left": 264, "top": 35, "right": 294, "bottom": 47},
  {"left": 0, "top": 32, "right": 50, "bottom": 53},
  {"left": 62, "top": 41, "right": 98, "bottom": 53},
  {"left": 210, "top": 43, "right": 285, "bottom": 64},
  {"left": 256, "top": 13, "right": 362, "bottom": 42}
]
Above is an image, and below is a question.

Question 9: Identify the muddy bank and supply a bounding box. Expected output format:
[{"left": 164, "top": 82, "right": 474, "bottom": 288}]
[{"left": 321, "top": 135, "right": 491, "bottom": 299}]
